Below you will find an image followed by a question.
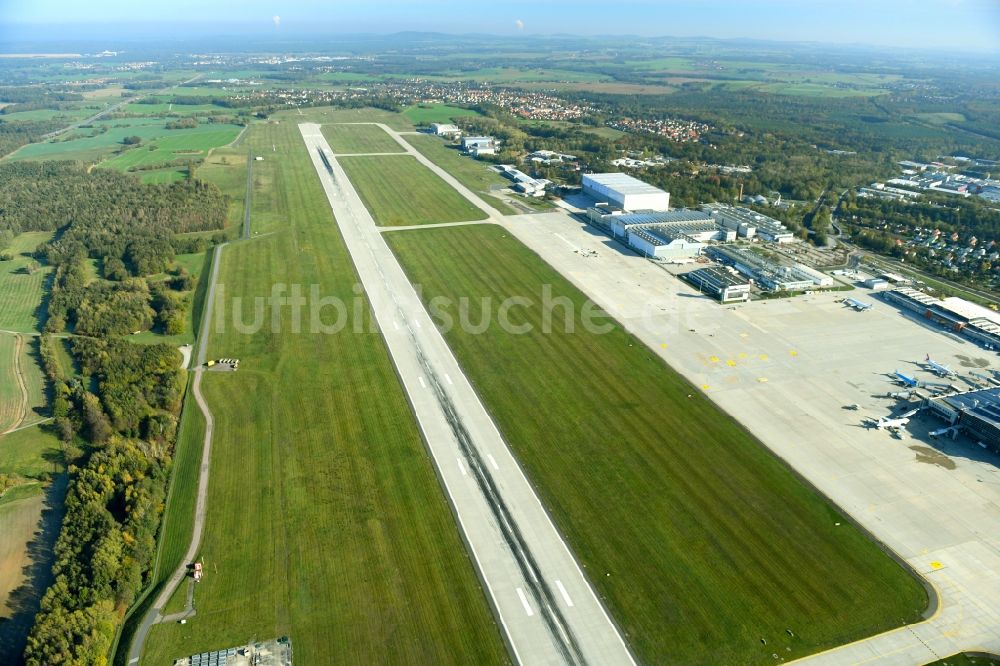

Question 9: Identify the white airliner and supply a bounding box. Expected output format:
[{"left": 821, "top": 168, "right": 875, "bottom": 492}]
[
  {"left": 869, "top": 408, "right": 919, "bottom": 430},
  {"left": 924, "top": 354, "right": 955, "bottom": 377}
]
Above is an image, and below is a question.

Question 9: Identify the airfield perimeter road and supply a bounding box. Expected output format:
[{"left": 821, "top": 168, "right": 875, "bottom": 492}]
[
  {"left": 127, "top": 242, "right": 227, "bottom": 665},
  {"left": 299, "top": 123, "right": 635, "bottom": 666},
  {"left": 342, "top": 122, "right": 1000, "bottom": 664}
]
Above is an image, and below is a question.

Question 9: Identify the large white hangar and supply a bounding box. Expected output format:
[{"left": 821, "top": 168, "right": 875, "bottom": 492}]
[{"left": 582, "top": 172, "right": 670, "bottom": 211}]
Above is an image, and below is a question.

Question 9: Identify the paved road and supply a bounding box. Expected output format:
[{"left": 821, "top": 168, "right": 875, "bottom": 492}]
[
  {"left": 126, "top": 241, "right": 226, "bottom": 665},
  {"left": 300, "top": 123, "right": 635, "bottom": 666}
]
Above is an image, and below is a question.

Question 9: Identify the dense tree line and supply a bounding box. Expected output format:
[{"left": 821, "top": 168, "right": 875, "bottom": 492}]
[
  {"left": 25, "top": 340, "right": 183, "bottom": 666},
  {"left": 0, "top": 118, "right": 66, "bottom": 158}
]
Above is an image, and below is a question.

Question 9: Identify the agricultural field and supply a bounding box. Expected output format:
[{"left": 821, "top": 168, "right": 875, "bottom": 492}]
[
  {"left": 0, "top": 424, "right": 62, "bottom": 505},
  {"left": 0, "top": 231, "right": 54, "bottom": 333},
  {"left": 401, "top": 103, "right": 480, "bottom": 125},
  {"left": 320, "top": 123, "right": 405, "bottom": 154},
  {"left": 4, "top": 116, "right": 168, "bottom": 163},
  {"left": 138, "top": 117, "right": 506, "bottom": 665},
  {"left": 339, "top": 154, "right": 489, "bottom": 226},
  {"left": 100, "top": 124, "right": 243, "bottom": 171},
  {"left": 123, "top": 102, "right": 233, "bottom": 116},
  {"left": 384, "top": 224, "right": 927, "bottom": 666},
  {"left": 403, "top": 134, "right": 517, "bottom": 215}
]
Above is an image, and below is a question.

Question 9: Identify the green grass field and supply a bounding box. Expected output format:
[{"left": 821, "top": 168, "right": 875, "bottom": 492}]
[
  {"left": 402, "top": 104, "right": 480, "bottom": 125},
  {"left": 100, "top": 125, "right": 242, "bottom": 171},
  {"left": 0, "top": 232, "right": 54, "bottom": 333},
  {"left": 926, "top": 655, "right": 1000, "bottom": 666},
  {"left": 0, "top": 334, "right": 21, "bottom": 432},
  {"left": 384, "top": 224, "right": 927, "bottom": 665},
  {"left": 403, "top": 134, "right": 517, "bottom": 215},
  {"left": 139, "top": 117, "right": 506, "bottom": 665},
  {"left": 320, "top": 123, "right": 405, "bottom": 154},
  {"left": 339, "top": 154, "right": 489, "bottom": 226},
  {"left": 0, "top": 424, "right": 62, "bottom": 506}
]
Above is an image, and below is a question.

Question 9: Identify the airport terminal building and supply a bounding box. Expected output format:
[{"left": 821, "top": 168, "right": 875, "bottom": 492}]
[
  {"left": 883, "top": 288, "right": 1000, "bottom": 349},
  {"left": 927, "top": 387, "right": 1000, "bottom": 455}
]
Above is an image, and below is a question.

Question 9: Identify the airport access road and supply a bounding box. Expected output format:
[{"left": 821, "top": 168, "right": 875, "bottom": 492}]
[{"left": 299, "top": 123, "right": 635, "bottom": 666}]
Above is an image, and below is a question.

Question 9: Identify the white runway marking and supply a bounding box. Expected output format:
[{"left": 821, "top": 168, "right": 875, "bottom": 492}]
[
  {"left": 445, "top": 373, "right": 454, "bottom": 385},
  {"left": 516, "top": 587, "right": 535, "bottom": 616},
  {"left": 418, "top": 376, "right": 426, "bottom": 388},
  {"left": 393, "top": 320, "right": 399, "bottom": 330},
  {"left": 414, "top": 319, "right": 422, "bottom": 328},
  {"left": 457, "top": 458, "right": 467, "bottom": 476},
  {"left": 488, "top": 454, "right": 499, "bottom": 470},
  {"left": 555, "top": 579, "right": 575, "bottom": 607}
]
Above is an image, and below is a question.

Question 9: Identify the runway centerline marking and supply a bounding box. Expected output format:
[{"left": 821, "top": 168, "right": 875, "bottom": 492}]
[{"left": 516, "top": 587, "right": 535, "bottom": 616}]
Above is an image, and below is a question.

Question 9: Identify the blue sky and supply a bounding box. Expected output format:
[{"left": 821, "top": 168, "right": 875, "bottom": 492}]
[{"left": 2, "top": 0, "right": 999, "bottom": 52}]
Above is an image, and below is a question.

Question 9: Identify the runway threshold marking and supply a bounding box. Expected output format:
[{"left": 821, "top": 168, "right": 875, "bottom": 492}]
[
  {"left": 418, "top": 376, "right": 426, "bottom": 388},
  {"left": 555, "top": 580, "right": 574, "bottom": 607},
  {"left": 457, "top": 458, "right": 467, "bottom": 476},
  {"left": 516, "top": 587, "right": 535, "bottom": 616},
  {"left": 487, "top": 454, "right": 499, "bottom": 470}
]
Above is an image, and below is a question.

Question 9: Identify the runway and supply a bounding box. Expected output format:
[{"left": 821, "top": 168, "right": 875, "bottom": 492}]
[{"left": 298, "top": 123, "right": 635, "bottom": 666}]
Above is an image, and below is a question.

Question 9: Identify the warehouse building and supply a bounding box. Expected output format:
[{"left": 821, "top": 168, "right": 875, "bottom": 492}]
[
  {"left": 882, "top": 288, "right": 1000, "bottom": 349},
  {"left": 582, "top": 173, "right": 670, "bottom": 211},
  {"left": 430, "top": 123, "right": 461, "bottom": 137},
  {"left": 701, "top": 204, "right": 795, "bottom": 243},
  {"left": 927, "top": 387, "right": 1000, "bottom": 455},
  {"left": 683, "top": 266, "right": 751, "bottom": 303},
  {"left": 707, "top": 246, "right": 833, "bottom": 291}
]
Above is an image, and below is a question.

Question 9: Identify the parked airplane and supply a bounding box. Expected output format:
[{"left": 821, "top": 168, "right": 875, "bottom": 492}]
[
  {"left": 924, "top": 354, "right": 955, "bottom": 377},
  {"left": 844, "top": 298, "right": 873, "bottom": 311},
  {"left": 868, "top": 407, "right": 919, "bottom": 430},
  {"left": 892, "top": 370, "right": 920, "bottom": 388}
]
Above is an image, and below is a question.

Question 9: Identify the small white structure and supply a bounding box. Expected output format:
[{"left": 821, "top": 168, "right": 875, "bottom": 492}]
[
  {"left": 582, "top": 173, "right": 670, "bottom": 212},
  {"left": 864, "top": 277, "right": 890, "bottom": 290}
]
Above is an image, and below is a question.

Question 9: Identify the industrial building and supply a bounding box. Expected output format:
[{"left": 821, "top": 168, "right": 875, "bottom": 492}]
[
  {"left": 701, "top": 204, "right": 795, "bottom": 243},
  {"left": 706, "top": 246, "right": 834, "bottom": 292},
  {"left": 882, "top": 288, "right": 1000, "bottom": 349},
  {"left": 498, "top": 165, "right": 550, "bottom": 196},
  {"left": 587, "top": 208, "right": 733, "bottom": 260},
  {"left": 461, "top": 136, "right": 497, "bottom": 157},
  {"left": 683, "top": 266, "right": 751, "bottom": 303},
  {"left": 582, "top": 173, "right": 670, "bottom": 211},
  {"left": 926, "top": 387, "right": 1000, "bottom": 455}
]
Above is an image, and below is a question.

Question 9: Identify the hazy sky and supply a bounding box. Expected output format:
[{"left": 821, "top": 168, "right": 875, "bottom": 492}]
[{"left": 2, "top": 0, "right": 1000, "bottom": 52}]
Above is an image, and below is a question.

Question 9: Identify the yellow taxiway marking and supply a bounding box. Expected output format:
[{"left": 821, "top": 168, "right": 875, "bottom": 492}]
[
  {"left": 701, "top": 384, "right": 710, "bottom": 391},
  {"left": 660, "top": 343, "right": 668, "bottom": 349},
  {"left": 789, "top": 350, "right": 798, "bottom": 357},
  {"left": 759, "top": 354, "right": 769, "bottom": 361},
  {"left": 930, "top": 561, "right": 943, "bottom": 570},
  {"left": 738, "top": 352, "right": 748, "bottom": 359},
  {"left": 726, "top": 359, "right": 737, "bottom": 367},
  {"left": 757, "top": 377, "right": 768, "bottom": 383},
  {"left": 709, "top": 355, "right": 720, "bottom": 363},
  {"left": 739, "top": 332, "right": 749, "bottom": 338}
]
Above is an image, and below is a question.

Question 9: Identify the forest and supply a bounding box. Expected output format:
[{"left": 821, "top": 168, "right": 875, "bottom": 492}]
[
  {"left": 24, "top": 336, "right": 184, "bottom": 666},
  {"left": 0, "top": 161, "right": 225, "bottom": 335}
]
